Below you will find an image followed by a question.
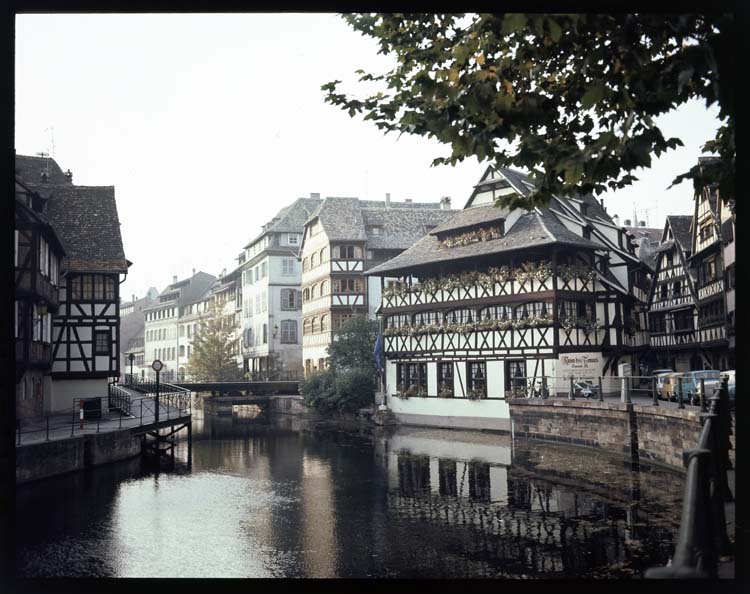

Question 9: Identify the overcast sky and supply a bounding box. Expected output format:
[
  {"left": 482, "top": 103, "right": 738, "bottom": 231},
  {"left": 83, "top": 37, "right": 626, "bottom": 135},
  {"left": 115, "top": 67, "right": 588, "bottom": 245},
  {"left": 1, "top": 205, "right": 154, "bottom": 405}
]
[{"left": 15, "top": 13, "right": 722, "bottom": 301}]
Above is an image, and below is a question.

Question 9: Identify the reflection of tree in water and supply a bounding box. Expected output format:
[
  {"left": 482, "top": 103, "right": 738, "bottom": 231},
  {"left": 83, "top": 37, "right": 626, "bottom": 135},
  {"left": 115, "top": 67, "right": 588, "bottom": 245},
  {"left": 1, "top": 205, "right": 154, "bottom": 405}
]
[{"left": 390, "top": 453, "right": 677, "bottom": 578}]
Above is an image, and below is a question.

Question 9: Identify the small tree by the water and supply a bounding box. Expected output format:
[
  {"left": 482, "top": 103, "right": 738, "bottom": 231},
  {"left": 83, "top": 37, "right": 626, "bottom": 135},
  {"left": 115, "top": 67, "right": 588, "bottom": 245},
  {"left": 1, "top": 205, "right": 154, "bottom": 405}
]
[
  {"left": 301, "top": 316, "right": 377, "bottom": 412},
  {"left": 186, "top": 300, "right": 242, "bottom": 382}
]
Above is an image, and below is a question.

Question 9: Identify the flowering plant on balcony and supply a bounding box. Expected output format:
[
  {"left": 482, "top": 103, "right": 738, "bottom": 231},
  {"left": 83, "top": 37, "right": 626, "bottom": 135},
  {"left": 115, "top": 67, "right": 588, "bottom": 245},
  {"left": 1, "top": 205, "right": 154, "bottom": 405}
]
[
  {"left": 438, "top": 382, "right": 454, "bottom": 398},
  {"left": 579, "top": 315, "right": 601, "bottom": 335},
  {"left": 466, "top": 387, "right": 485, "bottom": 400},
  {"left": 394, "top": 384, "right": 409, "bottom": 399},
  {"left": 488, "top": 265, "right": 514, "bottom": 283},
  {"left": 439, "top": 226, "right": 503, "bottom": 248},
  {"left": 557, "top": 263, "right": 598, "bottom": 282},
  {"left": 515, "top": 261, "right": 553, "bottom": 284}
]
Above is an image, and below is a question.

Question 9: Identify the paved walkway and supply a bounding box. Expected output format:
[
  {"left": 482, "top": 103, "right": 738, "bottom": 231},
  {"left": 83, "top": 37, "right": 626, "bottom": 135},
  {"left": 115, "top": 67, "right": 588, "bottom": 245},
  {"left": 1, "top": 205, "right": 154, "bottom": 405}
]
[{"left": 16, "top": 386, "right": 190, "bottom": 446}]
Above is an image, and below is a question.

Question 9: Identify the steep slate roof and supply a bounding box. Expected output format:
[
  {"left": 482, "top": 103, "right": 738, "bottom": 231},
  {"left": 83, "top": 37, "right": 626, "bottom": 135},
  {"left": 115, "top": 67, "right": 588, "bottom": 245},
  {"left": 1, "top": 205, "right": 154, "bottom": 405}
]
[
  {"left": 430, "top": 204, "right": 511, "bottom": 235},
  {"left": 243, "top": 197, "right": 322, "bottom": 249},
  {"left": 367, "top": 209, "right": 600, "bottom": 276},
  {"left": 307, "top": 196, "right": 454, "bottom": 245},
  {"left": 667, "top": 215, "right": 694, "bottom": 252},
  {"left": 625, "top": 226, "right": 663, "bottom": 244},
  {"left": 15, "top": 155, "right": 130, "bottom": 273},
  {"left": 145, "top": 271, "right": 217, "bottom": 311},
  {"left": 361, "top": 206, "right": 455, "bottom": 250}
]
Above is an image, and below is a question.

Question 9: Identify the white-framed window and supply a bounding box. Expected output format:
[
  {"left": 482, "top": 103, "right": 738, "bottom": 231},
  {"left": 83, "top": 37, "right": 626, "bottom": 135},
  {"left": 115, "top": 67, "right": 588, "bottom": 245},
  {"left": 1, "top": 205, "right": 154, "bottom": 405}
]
[
  {"left": 282, "top": 258, "right": 295, "bottom": 276},
  {"left": 39, "top": 237, "right": 50, "bottom": 277},
  {"left": 280, "top": 320, "right": 297, "bottom": 343},
  {"left": 262, "top": 291, "right": 267, "bottom": 312},
  {"left": 288, "top": 234, "right": 299, "bottom": 246},
  {"left": 281, "top": 288, "right": 296, "bottom": 310},
  {"left": 261, "top": 262, "right": 268, "bottom": 278}
]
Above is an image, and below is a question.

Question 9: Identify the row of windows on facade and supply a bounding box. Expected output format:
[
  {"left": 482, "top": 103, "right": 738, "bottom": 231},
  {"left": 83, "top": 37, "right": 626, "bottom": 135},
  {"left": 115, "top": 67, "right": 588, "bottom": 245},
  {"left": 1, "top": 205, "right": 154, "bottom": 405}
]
[
  {"left": 397, "top": 360, "right": 528, "bottom": 399},
  {"left": 242, "top": 320, "right": 298, "bottom": 347},
  {"left": 242, "top": 259, "right": 298, "bottom": 286},
  {"left": 242, "top": 289, "right": 302, "bottom": 319},
  {"left": 384, "top": 301, "right": 596, "bottom": 328},
  {"left": 301, "top": 313, "right": 358, "bottom": 335},
  {"left": 243, "top": 233, "right": 300, "bottom": 263},
  {"left": 301, "top": 245, "right": 365, "bottom": 272},
  {"left": 14, "top": 302, "right": 52, "bottom": 343},
  {"left": 303, "top": 278, "right": 364, "bottom": 301},
  {"left": 649, "top": 298, "right": 725, "bottom": 334},
  {"left": 14, "top": 232, "right": 61, "bottom": 286},
  {"left": 145, "top": 299, "right": 213, "bottom": 322},
  {"left": 67, "top": 274, "right": 116, "bottom": 301}
]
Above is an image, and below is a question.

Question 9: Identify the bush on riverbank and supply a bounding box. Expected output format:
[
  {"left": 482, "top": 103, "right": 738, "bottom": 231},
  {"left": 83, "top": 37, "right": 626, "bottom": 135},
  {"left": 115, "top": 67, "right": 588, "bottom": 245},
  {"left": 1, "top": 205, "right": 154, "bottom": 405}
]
[{"left": 301, "top": 368, "right": 374, "bottom": 413}]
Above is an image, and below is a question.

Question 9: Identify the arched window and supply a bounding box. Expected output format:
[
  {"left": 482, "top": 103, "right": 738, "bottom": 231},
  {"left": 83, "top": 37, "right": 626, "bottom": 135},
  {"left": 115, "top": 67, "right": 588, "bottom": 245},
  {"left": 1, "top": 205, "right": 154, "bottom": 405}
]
[
  {"left": 311, "top": 252, "right": 319, "bottom": 268},
  {"left": 446, "top": 308, "right": 474, "bottom": 324},
  {"left": 320, "top": 280, "right": 329, "bottom": 295},
  {"left": 311, "top": 317, "right": 319, "bottom": 333},
  {"left": 479, "top": 305, "right": 513, "bottom": 321},
  {"left": 311, "top": 284, "right": 319, "bottom": 299},
  {"left": 320, "top": 247, "right": 328, "bottom": 262},
  {"left": 303, "top": 319, "right": 311, "bottom": 335},
  {"left": 302, "top": 257, "right": 310, "bottom": 272},
  {"left": 413, "top": 311, "right": 440, "bottom": 326},
  {"left": 321, "top": 314, "right": 328, "bottom": 331},
  {"left": 303, "top": 288, "right": 310, "bottom": 302}
]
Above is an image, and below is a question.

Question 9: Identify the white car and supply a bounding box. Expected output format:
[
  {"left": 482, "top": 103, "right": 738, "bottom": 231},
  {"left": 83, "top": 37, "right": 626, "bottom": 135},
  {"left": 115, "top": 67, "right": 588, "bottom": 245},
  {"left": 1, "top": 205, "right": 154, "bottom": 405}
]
[{"left": 722, "top": 370, "right": 735, "bottom": 404}]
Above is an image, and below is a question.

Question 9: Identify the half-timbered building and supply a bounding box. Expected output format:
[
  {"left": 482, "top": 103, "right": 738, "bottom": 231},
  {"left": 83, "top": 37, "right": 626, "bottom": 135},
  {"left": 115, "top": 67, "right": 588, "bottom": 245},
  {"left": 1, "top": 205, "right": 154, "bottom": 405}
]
[
  {"left": 366, "top": 166, "right": 649, "bottom": 430},
  {"left": 647, "top": 216, "right": 702, "bottom": 371},
  {"left": 299, "top": 195, "right": 455, "bottom": 376},
  {"left": 15, "top": 154, "right": 131, "bottom": 412},
  {"left": 688, "top": 158, "right": 735, "bottom": 369},
  {"left": 14, "top": 178, "right": 66, "bottom": 418}
]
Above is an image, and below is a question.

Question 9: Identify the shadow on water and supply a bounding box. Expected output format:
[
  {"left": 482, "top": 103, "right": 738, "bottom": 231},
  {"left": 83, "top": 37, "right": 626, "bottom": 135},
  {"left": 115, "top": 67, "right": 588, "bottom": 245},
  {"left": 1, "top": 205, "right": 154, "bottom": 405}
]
[{"left": 16, "top": 411, "right": 684, "bottom": 578}]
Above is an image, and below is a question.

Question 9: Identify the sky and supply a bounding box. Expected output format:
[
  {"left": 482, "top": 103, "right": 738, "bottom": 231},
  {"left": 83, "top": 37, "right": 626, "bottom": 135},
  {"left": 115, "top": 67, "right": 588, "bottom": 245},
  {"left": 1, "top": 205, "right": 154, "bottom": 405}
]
[{"left": 15, "top": 13, "right": 722, "bottom": 301}]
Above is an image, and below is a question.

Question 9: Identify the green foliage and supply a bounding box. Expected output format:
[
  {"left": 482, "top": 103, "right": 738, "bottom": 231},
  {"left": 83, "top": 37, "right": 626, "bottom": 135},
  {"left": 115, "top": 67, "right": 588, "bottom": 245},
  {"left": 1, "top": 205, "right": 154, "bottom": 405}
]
[
  {"left": 323, "top": 13, "right": 735, "bottom": 206},
  {"left": 186, "top": 300, "right": 242, "bottom": 382},
  {"left": 326, "top": 316, "right": 379, "bottom": 377},
  {"left": 301, "top": 368, "right": 375, "bottom": 412}
]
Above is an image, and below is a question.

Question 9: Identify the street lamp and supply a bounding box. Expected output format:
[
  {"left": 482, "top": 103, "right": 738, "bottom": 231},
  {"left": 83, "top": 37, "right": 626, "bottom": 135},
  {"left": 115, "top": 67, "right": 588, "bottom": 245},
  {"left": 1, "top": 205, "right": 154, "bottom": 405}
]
[{"left": 128, "top": 352, "right": 135, "bottom": 379}]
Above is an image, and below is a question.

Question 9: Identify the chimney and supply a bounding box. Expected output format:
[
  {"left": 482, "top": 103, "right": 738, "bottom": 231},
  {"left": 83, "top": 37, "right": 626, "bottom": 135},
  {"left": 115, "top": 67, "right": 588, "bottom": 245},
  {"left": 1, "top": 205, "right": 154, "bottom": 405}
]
[
  {"left": 385, "top": 193, "right": 391, "bottom": 208},
  {"left": 405, "top": 198, "right": 412, "bottom": 203},
  {"left": 639, "top": 220, "right": 646, "bottom": 227},
  {"left": 173, "top": 275, "right": 178, "bottom": 284},
  {"left": 613, "top": 214, "right": 620, "bottom": 225},
  {"left": 624, "top": 219, "right": 632, "bottom": 227},
  {"left": 132, "top": 294, "right": 136, "bottom": 303},
  {"left": 440, "top": 196, "right": 452, "bottom": 210},
  {"left": 220, "top": 268, "right": 226, "bottom": 278},
  {"left": 65, "top": 169, "right": 73, "bottom": 183},
  {"left": 310, "top": 192, "right": 320, "bottom": 199},
  {"left": 192, "top": 268, "right": 196, "bottom": 276}
]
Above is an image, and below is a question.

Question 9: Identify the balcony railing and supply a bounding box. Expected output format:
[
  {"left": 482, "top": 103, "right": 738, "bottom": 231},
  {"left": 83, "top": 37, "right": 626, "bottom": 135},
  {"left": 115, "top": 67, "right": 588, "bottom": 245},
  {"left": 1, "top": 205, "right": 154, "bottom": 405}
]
[
  {"left": 696, "top": 278, "right": 723, "bottom": 301},
  {"left": 381, "top": 267, "right": 601, "bottom": 310},
  {"left": 16, "top": 339, "right": 52, "bottom": 367},
  {"left": 15, "top": 271, "right": 59, "bottom": 310}
]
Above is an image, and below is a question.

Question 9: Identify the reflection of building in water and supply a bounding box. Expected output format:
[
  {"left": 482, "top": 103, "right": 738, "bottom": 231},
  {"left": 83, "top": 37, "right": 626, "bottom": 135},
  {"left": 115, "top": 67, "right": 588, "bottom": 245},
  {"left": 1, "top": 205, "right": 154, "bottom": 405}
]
[
  {"left": 387, "top": 452, "right": 673, "bottom": 577},
  {"left": 300, "top": 454, "right": 337, "bottom": 577}
]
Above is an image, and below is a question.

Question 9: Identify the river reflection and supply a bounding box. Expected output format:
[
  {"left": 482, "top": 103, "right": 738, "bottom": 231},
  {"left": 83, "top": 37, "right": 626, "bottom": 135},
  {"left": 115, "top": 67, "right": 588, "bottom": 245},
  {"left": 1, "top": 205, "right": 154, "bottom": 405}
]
[{"left": 15, "top": 411, "right": 683, "bottom": 578}]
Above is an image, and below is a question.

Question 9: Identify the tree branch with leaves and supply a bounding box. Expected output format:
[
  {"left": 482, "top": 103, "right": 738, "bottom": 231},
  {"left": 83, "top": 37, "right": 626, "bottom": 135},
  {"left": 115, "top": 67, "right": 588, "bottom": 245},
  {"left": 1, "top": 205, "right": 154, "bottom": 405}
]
[
  {"left": 323, "top": 13, "right": 734, "bottom": 208},
  {"left": 186, "top": 300, "right": 242, "bottom": 382}
]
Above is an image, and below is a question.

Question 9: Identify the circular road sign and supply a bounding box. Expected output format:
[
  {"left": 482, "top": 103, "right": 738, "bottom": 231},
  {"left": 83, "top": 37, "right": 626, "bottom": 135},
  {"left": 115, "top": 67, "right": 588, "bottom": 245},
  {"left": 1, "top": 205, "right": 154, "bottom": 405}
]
[{"left": 151, "top": 359, "right": 164, "bottom": 372}]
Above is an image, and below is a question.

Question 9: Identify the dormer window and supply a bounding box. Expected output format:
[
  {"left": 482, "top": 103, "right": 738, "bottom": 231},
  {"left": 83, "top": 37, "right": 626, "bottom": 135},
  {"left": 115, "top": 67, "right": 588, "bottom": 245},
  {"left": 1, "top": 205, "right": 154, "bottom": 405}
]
[
  {"left": 368, "top": 226, "right": 383, "bottom": 236},
  {"left": 438, "top": 224, "right": 503, "bottom": 248}
]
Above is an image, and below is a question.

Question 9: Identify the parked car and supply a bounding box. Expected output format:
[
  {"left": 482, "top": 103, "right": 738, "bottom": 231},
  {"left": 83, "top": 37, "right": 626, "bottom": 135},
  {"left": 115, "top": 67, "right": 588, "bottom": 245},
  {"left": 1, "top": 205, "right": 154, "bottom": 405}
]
[
  {"left": 722, "top": 370, "right": 735, "bottom": 407},
  {"left": 681, "top": 370, "right": 722, "bottom": 405},
  {"left": 659, "top": 372, "right": 681, "bottom": 401},
  {"left": 654, "top": 370, "right": 675, "bottom": 400},
  {"left": 573, "top": 380, "right": 599, "bottom": 399}
]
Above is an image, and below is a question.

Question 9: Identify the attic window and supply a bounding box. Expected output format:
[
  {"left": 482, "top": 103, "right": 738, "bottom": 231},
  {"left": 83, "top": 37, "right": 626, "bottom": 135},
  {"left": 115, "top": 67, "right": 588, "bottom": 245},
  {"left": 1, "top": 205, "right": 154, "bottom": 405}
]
[
  {"left": 439, "top": 224, "right": 504, "bottom": 248},
  {"left": 369, "top": 226, "right": 383, "bottom": 236}
]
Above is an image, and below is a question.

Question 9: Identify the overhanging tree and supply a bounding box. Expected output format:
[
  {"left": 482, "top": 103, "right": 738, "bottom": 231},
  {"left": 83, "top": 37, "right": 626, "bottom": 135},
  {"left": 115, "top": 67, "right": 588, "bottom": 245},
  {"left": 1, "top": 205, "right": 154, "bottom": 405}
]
[
  {"left": 326, "top": 316, "right": 379, "bottom": 376},
  {"left": 323, "top": 13, "right": 734, "bottom": 208},
  {"left": 186, "top": 300, "right": 242, "bottom": 382}
]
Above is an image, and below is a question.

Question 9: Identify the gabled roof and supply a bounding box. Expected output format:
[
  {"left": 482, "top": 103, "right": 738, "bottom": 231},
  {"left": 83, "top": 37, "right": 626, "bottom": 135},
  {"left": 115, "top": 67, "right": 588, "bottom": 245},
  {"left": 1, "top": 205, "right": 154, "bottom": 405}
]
[
  {"left": 430, "top": 204, "right": 510, "bottom": 235},
  {"left": 243, "top": 197, "right": 322, "bottom": 249},
  {"left": 305, "top": 196, "right": 454, "bottom": 245},
  {"left": 667, "top": 215, "right": 693, "bottom": 252},
  {"left": 16, "top": 155, "right": 129, "bottom": 273},
  {"left": 145, "top": 271, "right": 217, "bottom": 311},
  {"left": 366, "top": 209, "right": 599, "bottom": 276}
]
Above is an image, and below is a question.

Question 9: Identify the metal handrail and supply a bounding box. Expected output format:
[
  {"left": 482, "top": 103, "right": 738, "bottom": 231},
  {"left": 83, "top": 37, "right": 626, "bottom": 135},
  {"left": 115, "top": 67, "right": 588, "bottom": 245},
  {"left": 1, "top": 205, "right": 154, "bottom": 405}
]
[{"left": 645, "top": 378, "right": 733, "bottom": 578}]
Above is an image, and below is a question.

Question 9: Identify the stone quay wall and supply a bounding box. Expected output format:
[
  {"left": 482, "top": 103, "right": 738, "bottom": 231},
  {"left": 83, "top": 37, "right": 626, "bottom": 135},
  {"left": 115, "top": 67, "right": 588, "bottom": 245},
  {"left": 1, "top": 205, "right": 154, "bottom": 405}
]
[
  {"left": 508, "top": 399, "right": 705, "bottom": 470},
  {"left": 16, "top": 429, "right": 142, "bottom": 484}
]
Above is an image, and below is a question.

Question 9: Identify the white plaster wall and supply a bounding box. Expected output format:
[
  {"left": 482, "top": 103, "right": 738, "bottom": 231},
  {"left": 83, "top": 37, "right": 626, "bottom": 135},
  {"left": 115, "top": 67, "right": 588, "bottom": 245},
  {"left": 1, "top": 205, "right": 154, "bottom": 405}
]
[
  {"left": 427, "top": 362, "right": 438, "bottom": 396},
  {"left": 50, "top": 378, "right": 108, "bottom": 412},
  {"left": 387, "top": 396, "right": 510, "bottom": 422},
  {"left": 387, "top": 430, "right": 512, "bottom": 466},
  {"left": 486, "top": 360, "right": 504, "bottom": 398},
  {"left": 367, "top": 277, "right": 382, "bottom": 319}
]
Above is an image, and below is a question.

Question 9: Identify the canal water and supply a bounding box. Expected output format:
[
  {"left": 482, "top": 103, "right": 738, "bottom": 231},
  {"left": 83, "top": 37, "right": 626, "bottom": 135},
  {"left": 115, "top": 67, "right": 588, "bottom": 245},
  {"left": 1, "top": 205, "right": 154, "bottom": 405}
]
[{"left": 16, "top": 409, "right": 685, "bottom": 578}]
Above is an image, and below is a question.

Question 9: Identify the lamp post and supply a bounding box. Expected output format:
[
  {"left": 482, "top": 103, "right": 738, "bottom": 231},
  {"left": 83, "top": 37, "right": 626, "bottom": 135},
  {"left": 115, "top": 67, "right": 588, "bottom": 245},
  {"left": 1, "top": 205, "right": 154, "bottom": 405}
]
[
  {"left": 128, "top": 352, "right": 134, "bottom": 381},
  {"left": 152, "top": 359, "right": 163, "bottom": 423}
]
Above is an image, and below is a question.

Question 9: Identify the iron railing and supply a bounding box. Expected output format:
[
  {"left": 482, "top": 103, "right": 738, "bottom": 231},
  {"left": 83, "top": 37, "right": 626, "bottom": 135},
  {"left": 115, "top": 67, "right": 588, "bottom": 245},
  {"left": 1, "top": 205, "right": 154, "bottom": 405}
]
[
  {"left": 645, "top": 378, "right": 733, "bottom": 578},
  {"left": 108, "top": 383, "right": 133, "bottom": 415}
]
